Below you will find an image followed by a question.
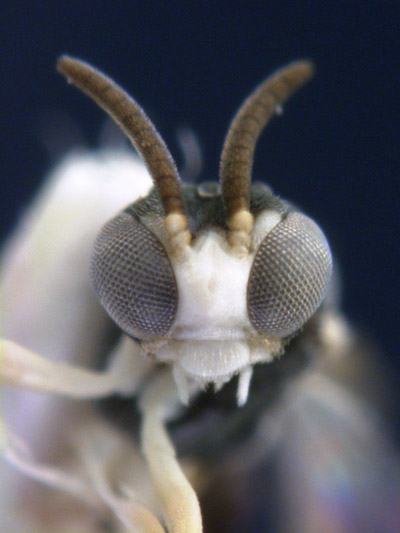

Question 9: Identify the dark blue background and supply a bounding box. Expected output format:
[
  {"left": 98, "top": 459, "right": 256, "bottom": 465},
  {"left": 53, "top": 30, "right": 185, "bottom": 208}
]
[{"left": 2, "top": 4, "right": 399, "bottom": 367}]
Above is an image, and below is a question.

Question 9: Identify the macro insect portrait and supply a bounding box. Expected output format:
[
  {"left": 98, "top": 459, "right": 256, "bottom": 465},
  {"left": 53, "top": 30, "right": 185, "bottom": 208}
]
[{"left": 1, "top": 56, "right": 399, "bottom": 532}]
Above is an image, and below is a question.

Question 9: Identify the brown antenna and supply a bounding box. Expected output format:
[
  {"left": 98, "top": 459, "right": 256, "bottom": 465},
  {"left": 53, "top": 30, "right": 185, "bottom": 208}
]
[
  {"left": 57, "top": 56, "right": 190, "bottom": 250},
  {"left": 219, "top": 60, "right": 314, "bottom": 247}
]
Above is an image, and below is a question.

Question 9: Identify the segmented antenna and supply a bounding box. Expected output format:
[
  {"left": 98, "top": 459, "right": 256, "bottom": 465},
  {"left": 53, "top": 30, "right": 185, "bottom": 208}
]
[
  {"left": 57, "top": 56, "right": 191, "bottom": 250},
  {"left": 219, "top": 60, "right": 314, "bottom": 249}
]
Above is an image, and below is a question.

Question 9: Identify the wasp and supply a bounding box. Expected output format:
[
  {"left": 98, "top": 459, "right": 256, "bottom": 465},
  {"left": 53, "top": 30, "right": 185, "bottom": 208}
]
[{"left": 1, "top": 57, "right": 399, "bottom": 532}]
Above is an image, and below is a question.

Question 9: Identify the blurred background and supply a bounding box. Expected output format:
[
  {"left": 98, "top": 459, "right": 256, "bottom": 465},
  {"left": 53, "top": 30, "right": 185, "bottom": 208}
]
[{"left": 2, "top": 4, "right": 398, "bottom": 370}]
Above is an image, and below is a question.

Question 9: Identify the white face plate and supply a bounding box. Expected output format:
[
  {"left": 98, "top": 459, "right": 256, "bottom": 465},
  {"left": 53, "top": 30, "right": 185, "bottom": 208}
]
[{"left": 152, "top": 210, "right": 284, "bottom": 400}]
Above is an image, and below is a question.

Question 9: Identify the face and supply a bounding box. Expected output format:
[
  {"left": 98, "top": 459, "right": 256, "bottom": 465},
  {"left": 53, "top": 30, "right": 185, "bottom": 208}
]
[{"left": 91, "top": 183, "right": 332, "bottom": 399}]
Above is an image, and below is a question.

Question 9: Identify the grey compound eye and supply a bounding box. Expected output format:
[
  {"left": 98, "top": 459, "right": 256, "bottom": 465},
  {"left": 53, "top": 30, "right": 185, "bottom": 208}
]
[
  {"left": 91, "top": 212, "right": 177, "bottom": 340},
  {"left": 248, "top": 212, "right": 332, "bottom": 337}
]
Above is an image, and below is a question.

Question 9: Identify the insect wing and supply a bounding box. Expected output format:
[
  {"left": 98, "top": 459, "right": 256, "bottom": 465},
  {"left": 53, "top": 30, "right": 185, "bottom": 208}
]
[
  {"left": 0, "top": 151, "right": 152, "bottom": 530},
  {"left": 266, "top": 340, "right": 400, "bottom": 533}
]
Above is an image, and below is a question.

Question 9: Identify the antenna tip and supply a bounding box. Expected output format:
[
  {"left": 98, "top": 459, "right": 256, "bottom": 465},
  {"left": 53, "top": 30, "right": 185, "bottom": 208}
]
[
  {"left": 56, "top": 54, "right": 73, "bottom": 73},
  {"left": 56, "top": 55, "right": 89, "bottom": 81}
]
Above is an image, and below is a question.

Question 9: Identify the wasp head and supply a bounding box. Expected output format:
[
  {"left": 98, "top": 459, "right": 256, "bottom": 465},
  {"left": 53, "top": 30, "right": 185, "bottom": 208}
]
[{"left": 58, "top": 57, "right": 332, "bottom": 405}]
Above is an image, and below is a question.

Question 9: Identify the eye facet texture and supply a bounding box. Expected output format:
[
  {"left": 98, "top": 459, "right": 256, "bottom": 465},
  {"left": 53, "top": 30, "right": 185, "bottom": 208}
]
[
  {"left": 248, "top": 212, "right": 332, "bottom": 337},
  {"left": 91, "top": 212, "right": 177, "bottom": 339}
]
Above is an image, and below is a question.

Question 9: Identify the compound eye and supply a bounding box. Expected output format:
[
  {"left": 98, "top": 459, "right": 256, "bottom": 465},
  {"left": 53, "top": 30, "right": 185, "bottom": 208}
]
[
  {"left": 91, "top": 212, "right": 177, "bottom": 339},
  {"left": 248, "top": 212, "right": 332, "bottom": 337}
]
